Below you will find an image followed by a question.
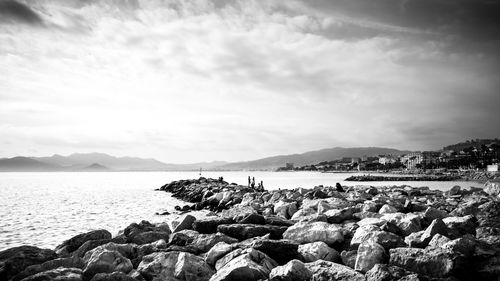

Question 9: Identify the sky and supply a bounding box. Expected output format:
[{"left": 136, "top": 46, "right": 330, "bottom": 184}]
[{"left": 1, "top": 0, "right": 500, "bottom": 163}]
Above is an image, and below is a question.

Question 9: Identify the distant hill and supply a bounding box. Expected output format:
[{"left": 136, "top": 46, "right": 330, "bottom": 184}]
[
  {"left": 217, "top": 147, "right": 412, "bottom": 170},
  {"left": 81, "top": 163, "right": 109, "bottom": 171},
  {"left": 0, "top": 157, "right": 60, "bottom": 171},
  {"left": 443, "top": 139, "right": 500, "bottom": 152},
  {"left": 0, "top": 153, "right": 228, "bottom": 172}
]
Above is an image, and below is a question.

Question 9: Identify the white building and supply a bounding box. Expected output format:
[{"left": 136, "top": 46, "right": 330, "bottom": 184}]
[{"left": 487, "top": 164, "right": 498, "bottom": 172}]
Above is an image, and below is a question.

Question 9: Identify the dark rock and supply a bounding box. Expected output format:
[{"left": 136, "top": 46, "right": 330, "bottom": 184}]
[
  {"left": 264, "top": 216, "right": 294, "bottom": 227},
  {"left": 443, "top": 215, "right": 478, "bottom": 238},
  {"left": 251, "top": 239, "right": 299, "bottom": 265},
  {"left": 20, "top": 267, "right": 82, "bottom": 281},
  {"left": 172, "top": 214, "right": 196, "bottom": 233},
  {"left": 72, "top": 237, "right": 127, "bottom": 259},
  {"left": 324, "top": 207, "right": 354, "bottom": 224},
  {"left": 12, "top": 257, "right": 85, "bottom": 281},
  {"left": 90, "top": 272, "right": 136, "bottom": 281},
  {"left": 0, "top": 246, "right": 57, "bottom": 281},
  {"left": 127, "top": 231, "right": 170, "bottom": 245},
  {"left": 380, "top": 222, "right": 402, "bottom": 236},
  {"left": 192, "top": 217, "right": 235, "bottom": 234},
  {"left": 305, "top": 260, "right": 365, "bottom": 281},
  {"left": 389, "top": 247, "right": 466, "bottom": 278},
  {"left": 217, "top": 224, "right": 288, "bottom": 240},
  {"left": 237, "top": 213, "right": 266, "bottom": 225},
  {"left": 55, "top": 230, "right": 112, "bottom": 256}
]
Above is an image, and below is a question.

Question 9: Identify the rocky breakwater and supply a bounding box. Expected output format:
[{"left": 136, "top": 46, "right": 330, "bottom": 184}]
[{"left": 2, "top": 178, "right": 500, "bottom": 281}]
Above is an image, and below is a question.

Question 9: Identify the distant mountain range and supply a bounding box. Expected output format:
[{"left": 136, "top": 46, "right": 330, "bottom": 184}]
[
  {"left": 0, "top": 147, "right": 411, "bottom": 172},
  {"left": 0, "top": 153, "right": 227, "bottom": 172}
]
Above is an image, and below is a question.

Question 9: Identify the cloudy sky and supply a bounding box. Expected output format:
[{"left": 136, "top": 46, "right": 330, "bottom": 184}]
[{"left": 1, "top": 0, "right": 499, "bottom": 163}]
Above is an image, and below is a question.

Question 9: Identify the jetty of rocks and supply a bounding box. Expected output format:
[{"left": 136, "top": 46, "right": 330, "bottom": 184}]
[{"left": 2, "top": 177, "right": 500, "bottom": 281}]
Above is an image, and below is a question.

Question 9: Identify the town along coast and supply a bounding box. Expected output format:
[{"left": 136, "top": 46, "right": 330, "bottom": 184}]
[
  {"left": 345, "top": 175, "right": 462, "bottom": 181},
  {"left": 2, "top": 177, "right": 500, "bottom": 281}
]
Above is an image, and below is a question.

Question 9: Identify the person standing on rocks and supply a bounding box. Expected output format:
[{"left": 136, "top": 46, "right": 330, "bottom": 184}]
[
  {"left": 248, "top": 176, "right": 251, "bottom": 187},
  {"left": 251, "top": 177, "right": 255, "bottom": 188}
]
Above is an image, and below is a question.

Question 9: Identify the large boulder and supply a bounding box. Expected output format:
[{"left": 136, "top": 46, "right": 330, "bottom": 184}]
[
  {"left": 381, "top": 213, "right": 422, "bottom": 236},
  {"left": 172, "top": 215, "right": 196, "bottom": 233},
  {"left": 298, "top": 241, "right": 339, "bottom": 263},
  {"left": 274, "top": 201, "right": 298, "bottom": 219},
  {"left": 193, "top": 217, "right": 235, "bottom": 234},
  {"left": 12, "top": 257, "right": 85, "bottom": 281},
  {"left": 138, "top": 251, "right": 214, "bottom": 281},
  {"left": 340, "top": 250, "right": 357, "bottom": 269},
  {"left": 389, "top": 247, "right": 466, "bottom": 278},
  {"left": 55, "top": 230, "right": 112, "bottom": 255},
  {"left": 0, "top": 246, "right": 57, "bottom": 281},
  {"left": 20, "top": 267, "right": 83, "bottom": 281},
  {"left": 217, "top": 224, "right": 287, "bottom": 240},
  {"left": 83, "top": 243, "right": 136, "bottom": 263},
  {"left": 269, "top": 259, "right": 312, "bottom": 281},
  {"left": 350, "top": 225, "right": 404, "bottom": 250},
  {"left": 90, "top": 272, "right": 137, "bottom": 281},
  {"left": 443, "top": 215, "right": 478, "bottom": 238},
  {"left": 323, "top": 208, "right": 355, "bottom": 224},
  {"left": 121, "top": 221, "right": 171, "bottom": 245},
  {"left": 210, "top": 248, "right": 278, "bottom": 281},
  {"left": 205, "top": 242, "right": 233, "bottom": 266},
  {"left": 190, "top": 233, "right": 238, "bottom": 253},
  {"left": 304, "top": 260, "right": 365, "bottom": 281},
  {"left": 365, "top": 264, "right": 408, "bottom": 281},
  {"left": 354, "top": 240, "right": 387, "bottom": 273},
  {"left": 420, "top": 218, "right": 448, "bottom": 246},
  {"left": 250, "top": 239, "right": 299, "bottom": 265},
  {"left": 83, "top": 250, "right": 133, "bottom": 281},
  {"left": 282, "top": 221, "right": 344, "bottom": 246}
]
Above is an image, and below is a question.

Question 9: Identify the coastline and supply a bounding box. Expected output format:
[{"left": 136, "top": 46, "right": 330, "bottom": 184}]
[{"left": 2, "top": 177, "right": 500, "bottom": 281}]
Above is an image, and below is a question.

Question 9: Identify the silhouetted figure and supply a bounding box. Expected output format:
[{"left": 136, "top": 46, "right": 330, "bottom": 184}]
[
  {"left": 248, "top": 176, "right": 251, "bottom": 187},
  {"left": 251, "top": 177, "right": 255, "bottom": 188},
  {"left": 336, "top": 182, "right": 345, "bottom": 192},
  {"left": 260, "top": 180, "right": 264, "bottom": 191}
]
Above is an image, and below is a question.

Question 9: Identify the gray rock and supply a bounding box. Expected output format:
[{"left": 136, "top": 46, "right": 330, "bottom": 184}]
[
  {"left": 138, "top": 251, "right": 214, "bottom": 281},
  {"left": 379, "top": 204, "right": 398, "bottom": 214},
  {"left": 269, "top": 259, "right": 312, "bottom": 281},
  {"left": 427, "top": 234, "right": 452, "bottom": 249},
  {"left": 443, "top": 215, "right": 478, "bottom": 238},
  {"left": 205, "top": 242, "right": 233, "bottom": 266},
  {"left": 55, "top": 230, "right": 112, "bottom": 255},
  {"left": 324, "top": 207, "right": 354, "bottom": 224},
  {"left": 340, "top": 250, "right": 357, "bottom": 269},
  {"left": 21, "top": 267, "right": 82, "bottom": 281},
  {"left": 351, "top": 225, "right": 404, "bottom": 250},
  {"left": 282, "top": 221, "right": 344, "bottom": 246},
  {"left": 250, "top": 239, "right": 299, "bottom": 265},
  {"left": 83, "top": 250, "right": 132, "bottom": 281},
  {"left": 355, "top": 240, "right": 387, "bottom": 273},
  {"left": 90, "top": 272, "right": 136, "bottom": 281},
  {"left": 365, "top": 264, "right": 408, "bottom": 281},
  {"left": 128, "top": 231, "right": 170, "bottom": 245},
  {"left": 389, "top": 247, "right": 466, "bottom": 278},
  {"left": 83, "top": 243, "right": 136, "bottom": 263},
  {"left": 381, "top": 213, "right": 422, "bottom": 236},
  {"left": 172, "top": 215, "right": 196, "bottom": 233},
  {"left": 420, "top": 218, "right": 448, "bottom": 246},
  {"left": 190, "top": 232, "right": 238, "bottom": 253},
  {"left": 298, "top": 241, "right": 339, "bottom": 263},
  {"left": 305, "top": 260, "right": 365, "bottom": 281},
  {"left": 210, "top": 248, "right": 278, "bottom": 281},
  {"left": 274, "top": 201, "right": 298, "bottom": 219},
  {"left": 192, "top": 217, "right": 235, "bottom": 234},
  {"left": 217, "top": 224, "right": 287, "bottom": 240}
]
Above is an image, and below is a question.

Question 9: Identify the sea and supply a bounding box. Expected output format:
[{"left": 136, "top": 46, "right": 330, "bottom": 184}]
[{"left": 0, "top": 171, "right": 484, "bottom": 251}]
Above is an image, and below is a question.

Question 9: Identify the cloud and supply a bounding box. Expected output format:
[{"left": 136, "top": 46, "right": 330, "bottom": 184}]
[
  {"left": 0, "top": 0, "right": 43, "bottom": 25},
  {"left": 0, "top": 0, "right": 499, "bottom": 162}
]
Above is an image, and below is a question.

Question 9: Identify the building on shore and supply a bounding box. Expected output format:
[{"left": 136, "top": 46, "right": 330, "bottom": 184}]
[
  {"left": 401, "top": 152, "right": 423, "bottom": 170},
  {"left": 379, "top": 155, "right": 397, "bottom": 165},
  {"left": 487, "top": 164, "right": 499, "bottom": 173}
]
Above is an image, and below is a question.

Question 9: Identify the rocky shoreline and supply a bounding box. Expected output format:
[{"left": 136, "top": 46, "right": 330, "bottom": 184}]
[{"left": 2, "top": 177, "right": 500, "bottom": 281}]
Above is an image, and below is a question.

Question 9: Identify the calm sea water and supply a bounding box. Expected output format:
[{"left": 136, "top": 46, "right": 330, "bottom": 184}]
[{"left": 0, "top": 171, "right": 483, "bottom": 251}]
